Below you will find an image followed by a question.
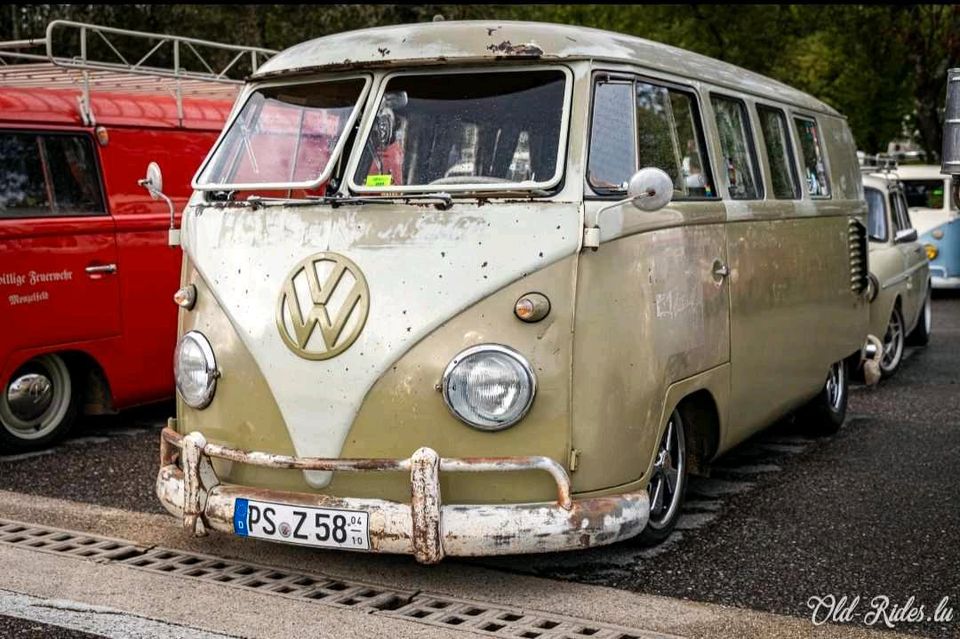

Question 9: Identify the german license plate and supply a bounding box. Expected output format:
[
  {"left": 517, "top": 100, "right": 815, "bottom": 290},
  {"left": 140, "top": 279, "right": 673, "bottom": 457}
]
[{"left": 233, "top": 498, "right": 370, "bottom": 550}]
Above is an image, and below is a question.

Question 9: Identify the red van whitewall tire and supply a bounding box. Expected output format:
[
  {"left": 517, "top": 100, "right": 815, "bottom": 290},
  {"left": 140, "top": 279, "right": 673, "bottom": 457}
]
[{"left": 0, "top": 354, "right": 78, "bottom": 451}]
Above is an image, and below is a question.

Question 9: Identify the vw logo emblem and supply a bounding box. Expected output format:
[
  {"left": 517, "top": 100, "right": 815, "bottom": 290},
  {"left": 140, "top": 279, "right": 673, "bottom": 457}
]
[{"left": 276, "top": 252, "right": 370, "bottom": 360}]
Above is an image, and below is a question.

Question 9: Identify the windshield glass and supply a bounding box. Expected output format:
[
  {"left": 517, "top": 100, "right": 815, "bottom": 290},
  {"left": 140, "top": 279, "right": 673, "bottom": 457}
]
[
  {"left": 901, "top": 179, "right": 946, "bottom": 210},
  {"left": 352, "top": 69, "right": 568, "bottom": 191},
  {"left": 195, "top": 78, "right": 367, "bottom": 190}
]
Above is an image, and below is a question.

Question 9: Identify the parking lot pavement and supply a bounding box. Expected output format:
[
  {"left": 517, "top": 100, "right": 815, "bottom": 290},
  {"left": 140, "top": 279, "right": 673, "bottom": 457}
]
[
  {"left": 0, "top": 296, "right": 957, "bottom": 638},
  {"left": 0, "top": 404, "right": 168, "bottom": 515}
]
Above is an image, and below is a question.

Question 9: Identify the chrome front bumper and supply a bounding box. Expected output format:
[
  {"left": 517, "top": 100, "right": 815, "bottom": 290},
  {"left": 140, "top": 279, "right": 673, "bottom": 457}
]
[
  {"left": 156, "top": 424, "right": 649, "bottom": 564},
  {"left": 930, "top": 269, "right": 960, "bottom": 289}
]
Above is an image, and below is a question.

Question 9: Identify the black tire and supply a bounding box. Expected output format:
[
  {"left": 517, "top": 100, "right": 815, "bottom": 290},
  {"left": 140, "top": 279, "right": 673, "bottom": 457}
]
[
  {"left": 798, "top": 359, "right": 848, "bottom": 436},
  {"left": 637, "top": 409, "right": 687, "bottom": 547},
  {"left": 880, "top": 305, "right": 906, "bottom": 378},
  {"left": 0, "top": 354, "right": 79, "bottom": 452},
  {"left": 906, "top": 287, "right": 932, "bottom": 347}
]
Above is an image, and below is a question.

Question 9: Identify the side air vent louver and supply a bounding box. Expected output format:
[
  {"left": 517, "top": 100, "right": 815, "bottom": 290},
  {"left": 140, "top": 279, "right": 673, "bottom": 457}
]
[{"left": 848, "top": 218, "right": 868, "bottom": 294}]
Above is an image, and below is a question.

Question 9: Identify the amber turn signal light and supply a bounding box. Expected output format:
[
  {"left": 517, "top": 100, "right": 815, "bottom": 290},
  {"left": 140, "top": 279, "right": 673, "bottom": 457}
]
[
  {"left": 514, "top": 292, "right": 551, "bottom": 322},
  {"left": 924, "top": 244, "right": 938, "bottom": 261}
]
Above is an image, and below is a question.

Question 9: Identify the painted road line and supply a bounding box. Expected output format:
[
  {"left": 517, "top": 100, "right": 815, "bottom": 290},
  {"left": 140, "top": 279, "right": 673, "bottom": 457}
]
[{"left": 0, "top": 589, "right": 235, "bottom": 639}]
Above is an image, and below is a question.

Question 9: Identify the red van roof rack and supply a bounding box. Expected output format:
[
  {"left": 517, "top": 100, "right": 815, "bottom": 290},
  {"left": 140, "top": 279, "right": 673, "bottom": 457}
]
[{"left": 0, "top": 20, "right": 276, "bottom": 126}]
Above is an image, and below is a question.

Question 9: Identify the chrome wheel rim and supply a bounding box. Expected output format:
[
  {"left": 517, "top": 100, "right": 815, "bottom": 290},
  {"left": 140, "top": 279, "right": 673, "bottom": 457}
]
[
  {"left": 923, "top": 293, "right": 932, "bottom": 335},
  {"left": 647, "top": 413, "right": 685, "bottom": 530},
  {"left": 825, "top": 360, "right": 845, "bottom": 411},
  {"left": 0, "top": 355, "right": 71, "bottom": 440},
  {"left": 881, "top": 309, "right": 904, "bottom": 372}
]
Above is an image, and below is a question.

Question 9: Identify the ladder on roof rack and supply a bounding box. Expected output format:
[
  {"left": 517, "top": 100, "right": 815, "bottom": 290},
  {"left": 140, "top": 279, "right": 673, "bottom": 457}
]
[{"left": 0, "top": 20, "right": 276, "bottom": 126}]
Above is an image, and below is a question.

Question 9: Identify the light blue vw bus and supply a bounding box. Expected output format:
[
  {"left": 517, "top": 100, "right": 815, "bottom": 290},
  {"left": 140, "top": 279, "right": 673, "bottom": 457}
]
[{"left": 898, "top": 165, "right": 959, "bottom": 289}]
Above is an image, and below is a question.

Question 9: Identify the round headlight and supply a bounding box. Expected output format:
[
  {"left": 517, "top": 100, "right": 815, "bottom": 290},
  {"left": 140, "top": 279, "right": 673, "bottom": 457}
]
[
  {"left": 442, "top": 345, "right": 536, "bottom": 431},
  {"left": 175, "top": 331, "right": 218, "bottom": 409}
]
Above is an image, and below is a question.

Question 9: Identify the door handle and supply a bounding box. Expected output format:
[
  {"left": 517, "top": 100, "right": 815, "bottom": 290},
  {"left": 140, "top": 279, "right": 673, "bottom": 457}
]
[
  {"left": 85, "top": 264, "right": 117, "bottom": 275},
  {"left": 712, "top": 260, "right": 730, "bottom": 280}
]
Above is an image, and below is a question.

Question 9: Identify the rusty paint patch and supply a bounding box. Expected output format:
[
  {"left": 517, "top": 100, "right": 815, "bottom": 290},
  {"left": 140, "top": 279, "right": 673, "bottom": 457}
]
[{"left": 486, "top": 40, "right": 543, "bottom": 57}]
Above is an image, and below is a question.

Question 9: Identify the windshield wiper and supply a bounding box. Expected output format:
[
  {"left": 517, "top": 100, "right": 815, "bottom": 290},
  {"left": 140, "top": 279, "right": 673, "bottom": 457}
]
[
  {"left": 201, "top": 192, "right": 455, "bottom": 211},
  {"left": 326, "top": 192, "right": 454, "bottom": 210}
]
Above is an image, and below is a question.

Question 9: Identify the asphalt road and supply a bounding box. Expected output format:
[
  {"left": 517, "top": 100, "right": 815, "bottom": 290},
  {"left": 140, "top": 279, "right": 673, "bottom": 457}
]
[
  {"left": 1, "top": 295, "right": 957, "bottom": 638},
  {"left": 0, "top": 616, "right": 101, "bottom": 639}
]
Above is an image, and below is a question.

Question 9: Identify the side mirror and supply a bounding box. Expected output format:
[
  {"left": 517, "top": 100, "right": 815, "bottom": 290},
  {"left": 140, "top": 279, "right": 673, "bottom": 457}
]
[
  {"left": 139, "top": 161, "right": 164, "bottom": 200},
  {"left": 626, "top": 167, "right": 674, "bottom": 212},
  {"left": 894, "top": 228, "right": 918, "bottom": 244},
  {"left": 138, "top": 162, "right": 180, "bottom": 247}
]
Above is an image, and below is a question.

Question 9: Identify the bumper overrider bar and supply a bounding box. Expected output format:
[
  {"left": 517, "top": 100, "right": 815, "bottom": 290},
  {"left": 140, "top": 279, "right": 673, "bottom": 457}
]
[{"left": 156, "top": 423, "right": 649, "bottom": 564}]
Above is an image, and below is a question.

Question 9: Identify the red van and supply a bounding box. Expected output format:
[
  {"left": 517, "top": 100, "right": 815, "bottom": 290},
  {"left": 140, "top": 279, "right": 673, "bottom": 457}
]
[{"left": 0, "top": 22, "right": 273, "bottom": 450}]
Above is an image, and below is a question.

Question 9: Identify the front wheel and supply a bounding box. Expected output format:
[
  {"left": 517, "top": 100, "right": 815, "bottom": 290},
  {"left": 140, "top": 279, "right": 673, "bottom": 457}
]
[
  {"left": 637, "top": 409, "right": 687, "bottom": 546},
  {"left": 906, "top": 288, "right": 932, "bottom": 347},
  {"left": 0, "top": 354, "right": 78, "bottom": 451},
  {"left": 798, "top": 359, "right": 848, "bottom": 435}
]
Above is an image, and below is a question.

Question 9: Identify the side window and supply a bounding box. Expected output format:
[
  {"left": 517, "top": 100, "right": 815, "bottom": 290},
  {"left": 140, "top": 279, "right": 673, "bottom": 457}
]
[
  {"left": 0, "top": 132, "right": 104, "bottom": 219},
  {"left": 711, "top": 95, "right": 761, "bottom": 200},
  {"left": 864, "top": 187, "right": 887, "bottom": 241},
  {"left": 635, "top": 82, "right": 713, "bottom": 198},
  {"left": 587, "top": 80, "right": 636, "bottom": 190},
  {"left": 757, "top": 106, "right": 799, "bottom": 199},
  {"left": 0, "top": 133, "right": 48, "bottom": 217},
  {"left": 794, "top": 116, "right": 830, "bottom": 197},
  {"left": 890, "top": 190, "right": 913, "bottom": 232}
]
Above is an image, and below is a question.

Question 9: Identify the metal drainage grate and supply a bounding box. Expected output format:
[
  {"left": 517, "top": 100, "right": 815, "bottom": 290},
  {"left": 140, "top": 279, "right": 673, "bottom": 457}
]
[{"left": 0, "top": 519, "right": 672, "bottom": 639}]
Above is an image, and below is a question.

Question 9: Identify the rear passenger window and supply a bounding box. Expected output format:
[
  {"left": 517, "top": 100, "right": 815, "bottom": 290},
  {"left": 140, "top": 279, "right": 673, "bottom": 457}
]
[
  {"left": 711, "top": 95, "right": 760, "bottom": 200},
  {"left": 757, "top": 106, "right": 799, "bottom": 199},
  {"left": 794, "top": 117, "right": 830, "bottom": 197},
  {"left": 0, "top": 132, "right": 104, "bottom": 218}
]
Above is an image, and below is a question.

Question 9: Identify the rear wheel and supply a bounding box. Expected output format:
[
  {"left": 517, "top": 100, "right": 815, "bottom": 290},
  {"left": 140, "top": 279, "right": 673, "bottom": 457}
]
[
  {"left": 637, "top": 409, "right": 687, "bottom": 546},
  {"left": 880, "top": 306, "right": 906, "bottom": 378},
  {"left": 906, "top": 288, "right": 932, "bottom": 346},
  {"left": 798, "top": 359, "right": 848, "bottom": 435},
  {"left": 0, "top": 354, "right": 78, "bottom": 451}
]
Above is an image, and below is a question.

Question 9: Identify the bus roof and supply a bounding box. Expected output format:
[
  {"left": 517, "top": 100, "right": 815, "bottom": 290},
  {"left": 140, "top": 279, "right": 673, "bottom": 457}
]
[
  {"left": 253, "top": 20, "right": 840, "bottom": 117},
  {"left": 0, "top": 85, "right": 231, "bottom": 130}
]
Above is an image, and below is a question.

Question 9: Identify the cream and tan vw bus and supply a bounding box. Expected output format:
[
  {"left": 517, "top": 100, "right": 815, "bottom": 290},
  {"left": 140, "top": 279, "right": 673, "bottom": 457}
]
[{"left": 156, "top": 21, "right": 873, "bottom": 563}]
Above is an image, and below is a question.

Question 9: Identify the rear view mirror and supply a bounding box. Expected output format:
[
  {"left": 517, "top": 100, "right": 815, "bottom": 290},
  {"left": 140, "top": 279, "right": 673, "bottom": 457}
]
[
  {"left": 894, "top": 228, "right": 918, "bottom": 244},
  {"left": 139, "top": 161, "right": 164, "bottom": 200},
  {"left": 138, "top": 161, "right": 179, "bottom": 246},
  {"left": 627, "top": 167, "right": 674, "bottom": 212}
]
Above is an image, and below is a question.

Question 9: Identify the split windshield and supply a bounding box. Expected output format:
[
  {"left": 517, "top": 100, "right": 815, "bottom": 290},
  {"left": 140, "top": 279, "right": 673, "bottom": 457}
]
[
  {"left": 352, "top": 69, "right": 568, "bottom": 191},
  {"left": 195, "top": 78, "right": 367, "bottom": 190},
  {"left": 194, "top": 69, "right": 569, "bottom": 196}
]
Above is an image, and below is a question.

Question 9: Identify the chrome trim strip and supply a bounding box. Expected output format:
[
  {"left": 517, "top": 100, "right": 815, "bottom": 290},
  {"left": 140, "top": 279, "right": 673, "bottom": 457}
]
[{"left": 881, "top": 260, "right": 928, "bottom": 290}]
